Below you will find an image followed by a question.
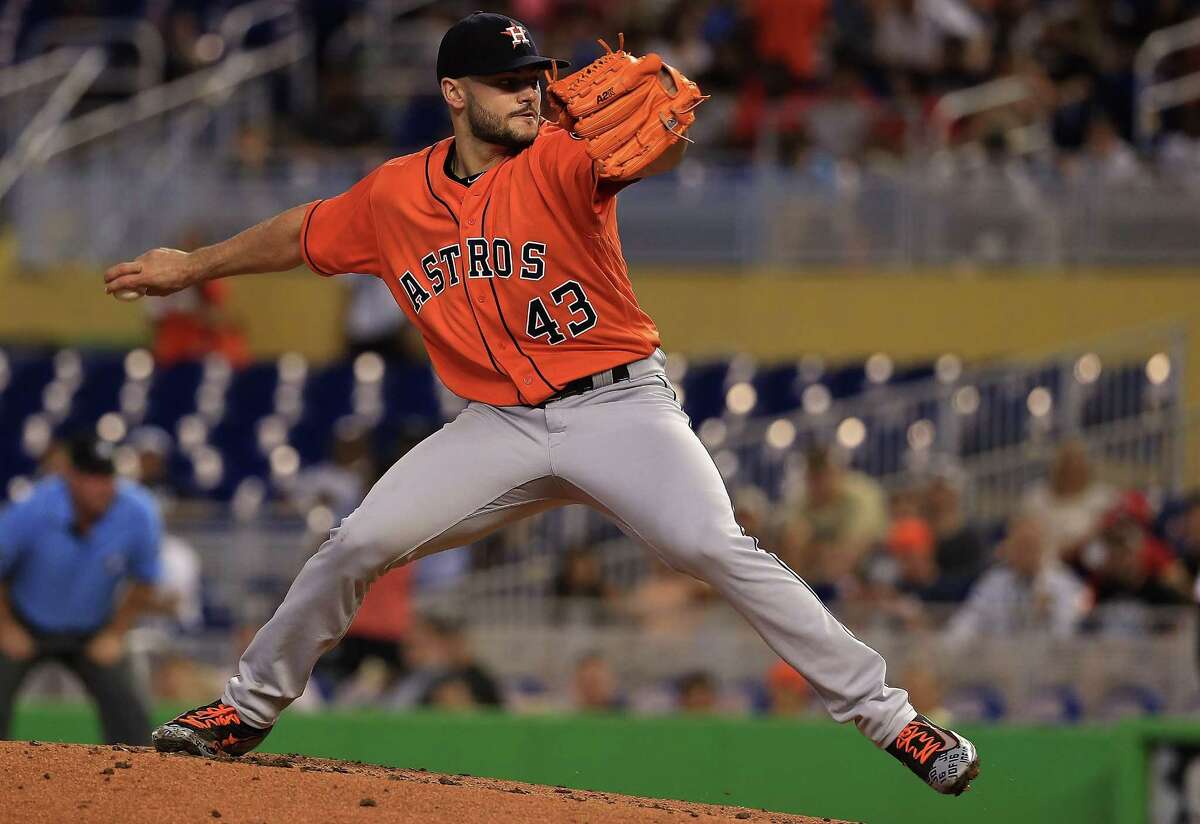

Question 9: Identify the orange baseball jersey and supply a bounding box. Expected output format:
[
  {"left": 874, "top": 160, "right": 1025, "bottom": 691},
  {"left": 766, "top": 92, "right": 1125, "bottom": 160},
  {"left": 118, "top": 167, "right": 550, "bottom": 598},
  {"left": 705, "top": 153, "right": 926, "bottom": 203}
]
[{"left": 300, "top": 123, "right": 661, "bottom": 406}]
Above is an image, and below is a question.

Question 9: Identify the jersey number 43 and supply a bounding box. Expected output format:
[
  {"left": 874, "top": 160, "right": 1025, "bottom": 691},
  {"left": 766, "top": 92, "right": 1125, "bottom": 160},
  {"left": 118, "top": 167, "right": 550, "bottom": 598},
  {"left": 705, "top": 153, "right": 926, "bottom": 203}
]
[{"left": 526, "top": 281, "right": 597, "bottom": 345}]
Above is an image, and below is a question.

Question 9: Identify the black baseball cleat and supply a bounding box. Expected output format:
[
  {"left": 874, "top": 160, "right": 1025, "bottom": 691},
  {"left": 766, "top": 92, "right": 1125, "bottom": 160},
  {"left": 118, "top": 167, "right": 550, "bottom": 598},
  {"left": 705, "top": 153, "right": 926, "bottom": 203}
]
[
  {"left": 886, "top": 714, "right": 980, "bottom": 796},
  {"left": 152, "top": 699, "right": 272, "bottom": 758}
]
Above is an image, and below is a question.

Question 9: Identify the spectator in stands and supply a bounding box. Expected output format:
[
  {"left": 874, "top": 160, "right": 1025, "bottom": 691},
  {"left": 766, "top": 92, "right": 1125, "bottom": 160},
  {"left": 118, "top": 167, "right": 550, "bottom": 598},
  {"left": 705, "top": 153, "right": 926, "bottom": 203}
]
[
  {"left": 1161, "top": 495, "right": 1200, "bottom": 678},
  {"left": 572, "top": 651, "right": 624, "bottom": 712},
  {"left": 885, "top": 512, "right": 938, "bottom": 597},
  {"left": 859, "top": 502, "right": 947, "bottom": 629},
  {"left": 383, "top": 613, "right": 502, "bottom": 710},
  {"left": 1160, "top": 105, "right": 1200, "bottom": 191},
  {"left": 875, "top": 0, "right": 937, "bottom": 74},
  {"left": 624, "top": 560, "right": 710, "bottom": 637},
  {"left": 751, "top": 0, "right": 829, "bottom": 91},
  {"left": 315, "top": 566, "right": 412, "bottom": 703},
  {"left": 924, "top": 467, "right": 988, "bottom": 600},
  {"left": 148, "top": 278, "right": 250, "bottom": 369},
  {"left": 150, "top": 652, "right": 226, "bottom": 704},
  {"left": 127, "top": 425, "right": 176, "bottom": 504},
  {"left": 0, "top": 435, "right": 161, "bottom": 744},
  {"left": 677, "top": 670, "right": 719, "bottom": 713},
  {"left": 1020, "top": 440, "right": 1115, "bottom": 562},
  {"left": 803, "top": 64, "right": 878, "bottom": 161},
  {"left": 343, "top": 275, "right": 426, "bottom": 365},
  {"left": 1162, "top": 494, "right": 1200, "bottom": 585},
  {"left": 781, "top": 445, "right": 887, "bottom": 601},
  {"left": 646, "top": 0, "right": 717, "bottom": 82},
  {"left": 1080, "top": 492, "right": 1190, "bottom": 635},
  {"left": 147, "top": 532, "right": 203, "bottom": 635},
  {"left": 1066, "top": 116, "right": 1143, "bottom": 186},
  {"left": 552, "top": 546, "right": 618, "bottom": 625},
  {"left": 943, "top": 513, "right": 1089, "bottom": 647},
  {"left": 36, "top": 438, "right": 71, "bottom": 478},
  {"left": 766, "top": 659, "right": 811, "bottom": 716},
  {"left": 288, "top": 417, "right": 374, "bottom": 523},
  {"left": 899, "top": 661, "right": 952, "bottom": 727},
  {"left": 426, "top": 674, "right": 480, "bottom": 710},
  {"left": 732, "top": 484, "right": 773, "bottom": 545},
  {"left": 422, "top": 615, "right": 502, "bottom": 708}
]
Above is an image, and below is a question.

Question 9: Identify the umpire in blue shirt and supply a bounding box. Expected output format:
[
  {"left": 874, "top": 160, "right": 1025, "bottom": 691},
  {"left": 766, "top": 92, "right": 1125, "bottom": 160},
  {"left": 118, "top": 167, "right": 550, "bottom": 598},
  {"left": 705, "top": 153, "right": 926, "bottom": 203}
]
[{"left": 0, "top": 435, "right": 162, "bottom": 744}]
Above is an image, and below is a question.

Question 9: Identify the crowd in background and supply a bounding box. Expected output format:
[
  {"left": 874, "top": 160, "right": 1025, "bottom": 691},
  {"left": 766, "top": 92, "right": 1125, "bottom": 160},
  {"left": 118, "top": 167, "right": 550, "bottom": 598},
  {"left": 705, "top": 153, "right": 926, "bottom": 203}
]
[
  {"left": 103, "top": 416, "right": 1200, "bottom": 722},
  {"left": 6, "top": 0, "right": 1200, "bottom": 186},
  {"left": 5, "top": 0, "right": 1200, "bottom": 724},
  {"left": 5, "top": 274, "right": 1196, "bottom": 721}
]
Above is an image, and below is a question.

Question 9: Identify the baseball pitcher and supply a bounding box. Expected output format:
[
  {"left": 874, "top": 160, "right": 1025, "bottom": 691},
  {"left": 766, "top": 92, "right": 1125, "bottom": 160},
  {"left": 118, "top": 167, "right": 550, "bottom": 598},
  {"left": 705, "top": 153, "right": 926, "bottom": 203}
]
[{"left": 106, "top": 12, "right": 979, "bottom": 796}]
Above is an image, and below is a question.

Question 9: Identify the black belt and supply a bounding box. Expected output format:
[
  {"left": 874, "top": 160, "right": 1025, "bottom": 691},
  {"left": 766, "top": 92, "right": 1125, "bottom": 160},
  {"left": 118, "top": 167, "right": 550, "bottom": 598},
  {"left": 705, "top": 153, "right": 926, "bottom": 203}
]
[{"left": 537, "top": 363, "right": 631, "bottom": 406}]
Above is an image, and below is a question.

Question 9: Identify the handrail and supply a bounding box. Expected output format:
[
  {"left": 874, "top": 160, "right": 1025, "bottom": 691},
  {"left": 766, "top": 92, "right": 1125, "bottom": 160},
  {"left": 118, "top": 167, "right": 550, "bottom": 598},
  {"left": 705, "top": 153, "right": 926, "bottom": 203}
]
[
  {"left": 929, "top": 76, "right": 1035, "bottom": 146},
  {"left": 26, "top": 17, "right": 165, "bottom": 94},
  {"left": 41, "top": 36, "right": 305, "bottom": 159},
  {"left": 0, "top": 47, "right": 81, "bottom": 101},
  {"left": 1135, "top": 18, "right": 1200, "bottom": 148},
  {"left": 26, "top": 18, "right": 164, "bottom": 94},
  {"left": 220, "top": 0, "right": 302, "bottom": 52},
  {"left": 0, "top": 48, "right": 107, "bottom": 202}
]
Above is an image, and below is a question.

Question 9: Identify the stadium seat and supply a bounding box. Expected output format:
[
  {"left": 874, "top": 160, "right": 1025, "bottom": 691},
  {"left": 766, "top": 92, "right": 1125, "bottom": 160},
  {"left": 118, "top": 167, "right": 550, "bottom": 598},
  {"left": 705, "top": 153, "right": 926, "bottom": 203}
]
[
  {"left": 751, "top": 363, "right": 801, "bottom": 417},
  {"left": 56, "top": 350, "right": 126, "bottom": 435},
  {"left": 225, "top": 361, "right": 281, "bottom": 425},
  {"left": 1096, "top": 684, "right": 1165, "bottom": 719},
  {"left": 1026, "top": 685, "right": 1084, "bottom": 724},
  {"left": 144, "top": 361, "right": 204, "bottom": 432},
  {"left": 944, "top": 683, "right": 1007, "bottom": 722},
  {"left": 681, "top": 358, "right": 731, "bottom": 425}
]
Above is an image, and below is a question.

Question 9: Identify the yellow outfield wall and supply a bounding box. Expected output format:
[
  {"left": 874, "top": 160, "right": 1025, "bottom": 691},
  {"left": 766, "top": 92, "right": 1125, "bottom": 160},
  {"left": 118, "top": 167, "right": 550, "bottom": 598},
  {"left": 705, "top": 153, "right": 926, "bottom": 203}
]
[{"left": 3, "top": 263, "right": 1191, "bottom": 368}]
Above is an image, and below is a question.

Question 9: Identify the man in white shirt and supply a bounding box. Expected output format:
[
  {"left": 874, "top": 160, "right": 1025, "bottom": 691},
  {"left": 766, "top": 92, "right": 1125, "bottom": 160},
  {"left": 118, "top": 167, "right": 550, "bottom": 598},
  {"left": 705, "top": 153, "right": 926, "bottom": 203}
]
[{"left": 944, "top": 514, "right": 1090, "bottom": 647}]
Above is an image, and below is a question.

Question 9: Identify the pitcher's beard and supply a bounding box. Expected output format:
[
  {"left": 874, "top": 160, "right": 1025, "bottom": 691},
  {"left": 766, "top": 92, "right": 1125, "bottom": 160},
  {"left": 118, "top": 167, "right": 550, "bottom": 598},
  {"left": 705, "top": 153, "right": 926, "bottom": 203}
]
[{"left": 466, "top": 97, "right": 537, "bottom": 150}]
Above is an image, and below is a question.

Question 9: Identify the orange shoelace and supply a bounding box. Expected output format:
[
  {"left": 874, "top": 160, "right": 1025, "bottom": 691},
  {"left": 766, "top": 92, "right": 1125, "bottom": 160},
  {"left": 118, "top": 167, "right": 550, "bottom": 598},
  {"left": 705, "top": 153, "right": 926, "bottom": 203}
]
[
  {"left": 179, "top": 704, "right": 243, "bottom": 730},
  {"left": 893, "top": 721, "right": 947, "bottom": 766}
]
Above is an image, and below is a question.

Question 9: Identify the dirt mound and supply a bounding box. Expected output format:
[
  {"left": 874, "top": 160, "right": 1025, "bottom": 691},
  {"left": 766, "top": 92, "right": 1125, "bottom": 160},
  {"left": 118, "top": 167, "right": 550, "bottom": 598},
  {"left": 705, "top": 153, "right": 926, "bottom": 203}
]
[{"left": 3, "top": 741, "right": 852, "bottom": 823}]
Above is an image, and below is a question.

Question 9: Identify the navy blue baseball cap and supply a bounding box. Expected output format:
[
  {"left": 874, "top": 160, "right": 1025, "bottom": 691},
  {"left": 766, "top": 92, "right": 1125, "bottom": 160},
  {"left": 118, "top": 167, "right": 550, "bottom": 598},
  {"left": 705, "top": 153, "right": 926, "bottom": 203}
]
[
  {"left": 437, "top": 12, "right": 569, "bottom": 81},
  {"left": 68, "top": 434, "right": 116, "bottom": 476}
]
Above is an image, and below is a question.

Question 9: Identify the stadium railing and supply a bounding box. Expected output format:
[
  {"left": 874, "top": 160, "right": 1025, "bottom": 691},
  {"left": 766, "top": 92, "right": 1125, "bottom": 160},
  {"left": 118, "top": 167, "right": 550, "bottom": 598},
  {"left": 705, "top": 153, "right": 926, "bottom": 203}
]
[
  {"left": 12, "top": 157, "right": 1200, "bottom": 267},
  {"left": 1136, "top": 17, "right": 1200, "bottom": 148}
]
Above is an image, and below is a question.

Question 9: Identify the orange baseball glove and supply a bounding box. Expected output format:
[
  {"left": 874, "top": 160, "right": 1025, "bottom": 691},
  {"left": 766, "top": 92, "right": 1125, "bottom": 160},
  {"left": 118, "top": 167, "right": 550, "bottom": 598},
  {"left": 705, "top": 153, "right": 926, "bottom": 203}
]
[{"left": 545, "top": 35, "right": 707, "bottom": 180}]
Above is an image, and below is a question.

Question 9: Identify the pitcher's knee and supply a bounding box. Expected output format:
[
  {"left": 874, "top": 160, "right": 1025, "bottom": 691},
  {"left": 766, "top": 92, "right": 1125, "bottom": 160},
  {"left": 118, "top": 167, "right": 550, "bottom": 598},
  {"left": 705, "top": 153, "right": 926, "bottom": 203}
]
[
  {"left": 318, "top": 522, "right": 399, "bottom": 581},
  {"left": 669, "top": 525, "right": 752, "bottom": 575}
]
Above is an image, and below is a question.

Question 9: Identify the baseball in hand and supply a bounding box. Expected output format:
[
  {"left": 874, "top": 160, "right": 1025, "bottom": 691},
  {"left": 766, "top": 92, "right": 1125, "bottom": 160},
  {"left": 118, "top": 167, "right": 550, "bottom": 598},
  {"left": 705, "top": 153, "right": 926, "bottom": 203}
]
[{"left": 113, "top": 288, "right": 144, "bottom": 302}]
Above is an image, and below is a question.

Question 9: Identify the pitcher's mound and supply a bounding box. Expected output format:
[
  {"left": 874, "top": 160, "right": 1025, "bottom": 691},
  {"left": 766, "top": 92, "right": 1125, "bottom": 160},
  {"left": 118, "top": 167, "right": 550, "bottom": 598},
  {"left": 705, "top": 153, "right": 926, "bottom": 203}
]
[{"left": 2, "top": 741, "right": 852, "bottom": 823}]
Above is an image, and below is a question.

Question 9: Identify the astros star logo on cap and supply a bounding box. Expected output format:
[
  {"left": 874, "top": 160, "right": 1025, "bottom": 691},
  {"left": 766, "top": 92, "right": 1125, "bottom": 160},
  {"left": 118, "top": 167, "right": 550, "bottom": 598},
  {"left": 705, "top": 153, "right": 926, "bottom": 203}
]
[{"left": 503, "top": 23, "right": 529, "bottom": 47}]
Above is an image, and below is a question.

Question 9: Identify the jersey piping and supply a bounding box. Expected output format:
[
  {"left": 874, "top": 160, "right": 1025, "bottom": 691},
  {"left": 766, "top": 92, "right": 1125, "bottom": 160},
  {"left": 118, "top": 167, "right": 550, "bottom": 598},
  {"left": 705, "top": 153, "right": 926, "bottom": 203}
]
[
  {"left": 480, "top": 199, "right": 561, "bottom": 394},
  {"left": 301, "top": 200, "right": 334, "bottom": 276},
  {"left": 422, "top": 145, "right": 511, "bottom": 394}
]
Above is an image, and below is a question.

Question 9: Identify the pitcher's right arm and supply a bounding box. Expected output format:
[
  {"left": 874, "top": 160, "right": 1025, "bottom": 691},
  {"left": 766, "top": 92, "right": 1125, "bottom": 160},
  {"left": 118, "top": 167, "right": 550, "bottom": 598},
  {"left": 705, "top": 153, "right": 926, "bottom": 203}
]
[{"left": 103, "top": 203, "right": 308, "bottom": 297}]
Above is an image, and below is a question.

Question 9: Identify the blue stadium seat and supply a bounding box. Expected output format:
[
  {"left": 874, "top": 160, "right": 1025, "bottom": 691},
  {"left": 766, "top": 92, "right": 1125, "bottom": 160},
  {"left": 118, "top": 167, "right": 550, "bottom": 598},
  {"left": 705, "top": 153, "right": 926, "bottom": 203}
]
[
  {"left": 1083, "top": 364, "right": 1146, "bottom": 429},
  {"left": 225, "top": 362, "right": 280, "bottom": 425},
  {"left": 208, "top": 420, "right": 269, "bottom": 499},
  {"left": 382, "top": 363, "right": 440, "bottom": 425},
  {"left": 752, "top": 363, "right": 801, "bottom": 416},
  {"left": 1096, "top": 684, "right": 1164, "bottom": 719},
  {"left": 944, "top": 683, "right": 1007, "bottom": 722},
  {"left": 1027, "top": 684, "right": 1084, "bottom": 724},
  {"left": 681, "top": 358, "right": 731, "bottom": 424},
  {"left": 57, "top": 349, "right": 126, "bottom": 435},
  {"left": 735, "top": 677, "right": 772, "bottom": 715},
  {"left": 290, "top": 361, "right": 356, "bottom": 464},
  {"left": 144, "top": 361, "right": 204, "bottom": 432},
  {"left": 826, "top": 364, "right": 866, "bottom": 399},
  {"left": 0, "top": 349, "right": 54, "bottom": 432},
  {"left": 893, "top": 363, "right": 936, "bottom": 385}
]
